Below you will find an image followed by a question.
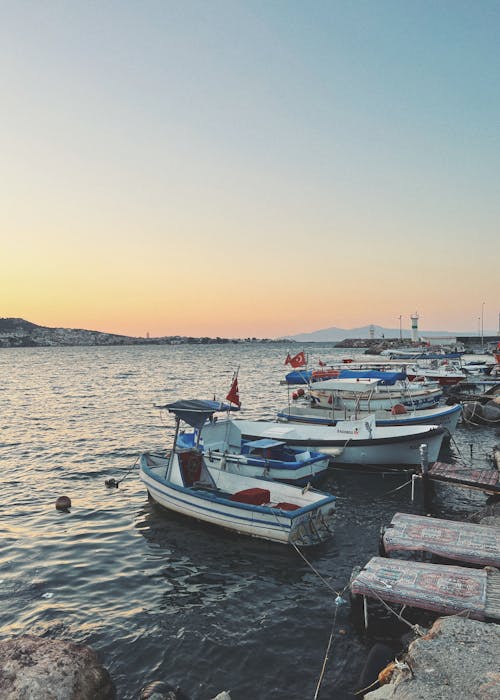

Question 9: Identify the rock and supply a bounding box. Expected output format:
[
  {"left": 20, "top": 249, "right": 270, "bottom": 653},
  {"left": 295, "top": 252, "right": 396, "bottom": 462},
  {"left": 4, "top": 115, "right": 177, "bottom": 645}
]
[
  {"left": 139, "top": 680, "right": 190, "bottom": 699},
  {"left": 364, "top": 617, "right": 500, "bottom": 699},
  {"left": 0, "top": 635, "right": 115, "bottom": 699}
]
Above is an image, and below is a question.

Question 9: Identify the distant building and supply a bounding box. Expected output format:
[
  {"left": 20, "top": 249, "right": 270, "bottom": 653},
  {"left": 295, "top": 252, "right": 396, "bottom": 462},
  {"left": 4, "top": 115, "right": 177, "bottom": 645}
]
[{"left": 420, "top": 335, "right": 464, "bottom": 350}]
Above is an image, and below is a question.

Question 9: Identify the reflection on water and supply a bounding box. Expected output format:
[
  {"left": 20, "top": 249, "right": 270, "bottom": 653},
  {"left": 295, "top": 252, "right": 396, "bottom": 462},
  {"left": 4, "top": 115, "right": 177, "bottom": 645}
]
[{"left": 0, "top": 345, "right": 497, "bottom": 699}]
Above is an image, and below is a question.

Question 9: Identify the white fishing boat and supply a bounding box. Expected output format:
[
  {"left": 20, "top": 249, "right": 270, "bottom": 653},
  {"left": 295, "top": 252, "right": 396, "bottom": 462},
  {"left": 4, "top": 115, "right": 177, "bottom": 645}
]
[
  {"left": 199, "top": 415, "right": 445, "bottom": 467},
  {"left": 308, "top": 376, "right": 443, "bottom": 411},
  {"left": 139, "top": 400, "right": 336, "bottom": 546},
  {"left": 405, "top": 362, "right": 466, "bottom": 386},
  {"left": 178, "top": 419, "right": 330, "bottom": 485},
  {"left": 277, "top": 401, "right": 462, "bottom": 434}
]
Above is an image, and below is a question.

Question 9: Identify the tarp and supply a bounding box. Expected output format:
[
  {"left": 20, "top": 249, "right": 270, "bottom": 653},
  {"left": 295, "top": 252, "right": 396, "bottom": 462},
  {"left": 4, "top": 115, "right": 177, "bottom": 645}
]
[
  {"left": 158, "top": 399, "right": 239, "bottom": 429},
  {"left": 285, "top": 369, "right": 312, "bottom": 384},
  {"left": 338, "top": 369, "right": 406, "bottom": 385}
]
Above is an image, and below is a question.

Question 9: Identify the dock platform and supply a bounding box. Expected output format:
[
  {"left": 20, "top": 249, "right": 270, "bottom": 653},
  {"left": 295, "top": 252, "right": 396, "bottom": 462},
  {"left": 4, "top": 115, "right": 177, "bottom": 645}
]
[
  {"left": 382, "top": 512, "right": 500, "bottom": 568},
  {"left": 427, "top": 461, "right": 500, "bottom": 495},
  {"left": 351, "top": 557, "right": 500, "bottom": 621}
]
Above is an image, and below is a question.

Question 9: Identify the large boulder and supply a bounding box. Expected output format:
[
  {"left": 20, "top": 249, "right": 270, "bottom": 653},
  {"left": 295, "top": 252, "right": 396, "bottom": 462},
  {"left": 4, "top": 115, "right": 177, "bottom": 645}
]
[
  {"left": 365, "top": 617, "right": 500, "bottom": 699},
  {"left": 0, "top": 635, "right": 115, "bottom": 699}
]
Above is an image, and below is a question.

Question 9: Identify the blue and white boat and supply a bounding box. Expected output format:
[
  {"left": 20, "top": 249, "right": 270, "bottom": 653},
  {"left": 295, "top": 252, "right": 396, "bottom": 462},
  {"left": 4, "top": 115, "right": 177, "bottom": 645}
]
[
  {"left": 199, "top": 414, "right": 446, "bottom": 467},
  {"left": 139, "top": 400, "right": 336, "bottom": 546},
  {"left": 277, "top": 401, "right": 462, "bottom": 435},
  {"left": 178, "top": 418, "right": 331, "bottom": 485}
]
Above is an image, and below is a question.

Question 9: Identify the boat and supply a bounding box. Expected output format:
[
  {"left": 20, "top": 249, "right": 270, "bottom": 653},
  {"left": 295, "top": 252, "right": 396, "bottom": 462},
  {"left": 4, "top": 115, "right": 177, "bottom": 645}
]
[
  {"left": 380, "top": 348, "right": 466, "bottom": 360},
  {"left": 178, "top": 419, "right": 330, "bottom": 485},
  {"left": 139, "top": 400, "right": 336, "bottom": 546},
  {"left": 277, "top": 400, "right": 462, "bottom": 434},
  {"left": 405, "top": 362, "right": 466, "bottom": 386},
  {"left": 197, "top": 414, "right": 446, "bottom": 467},
  {"left": 307, "top": 374, "right": 443, "bottom": 411}
]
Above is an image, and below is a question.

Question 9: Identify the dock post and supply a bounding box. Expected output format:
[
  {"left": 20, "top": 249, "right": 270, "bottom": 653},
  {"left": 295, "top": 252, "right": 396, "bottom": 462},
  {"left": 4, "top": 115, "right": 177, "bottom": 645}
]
[
  {"left": 419, "top": 444, "right": 431, "bottom": 513},
  {"left": 411, "top": 473, "right": 418, "bottom": 502}
]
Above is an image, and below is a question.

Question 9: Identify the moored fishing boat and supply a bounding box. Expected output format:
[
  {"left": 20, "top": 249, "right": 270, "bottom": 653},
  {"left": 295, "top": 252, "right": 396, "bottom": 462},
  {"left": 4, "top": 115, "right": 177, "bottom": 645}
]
[
  {"left": 178, "top": 418, "right": 330, "bottom": 485},
  {"left": 308, "top": 374, "right": 443, "bottom": 411},
  {"left": 140, "top": 400, "right": 336, "bottom": 546},
  {"left": 277, "top": 401, "right": 462, "bottom": 434},
  {"left": 406, "top": 362, "right": 466, "bottom": 386},
  {"left": 197, "top": 414, "right": 446, "bottom": 467}
]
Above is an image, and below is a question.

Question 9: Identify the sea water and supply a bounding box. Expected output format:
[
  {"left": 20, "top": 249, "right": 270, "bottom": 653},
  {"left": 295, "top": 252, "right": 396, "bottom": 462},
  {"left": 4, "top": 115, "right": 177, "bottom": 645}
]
[{"left": 0, "top": 344, "right": 497, "bottom": 699}]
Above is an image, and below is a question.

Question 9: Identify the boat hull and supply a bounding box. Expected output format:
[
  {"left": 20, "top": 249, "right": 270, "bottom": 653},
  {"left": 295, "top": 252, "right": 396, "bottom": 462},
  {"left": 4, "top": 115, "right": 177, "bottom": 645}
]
[
  {"left": 220, "top": 419, "right": 445, "bottom": 467},
  {"left": 277, "top": 403, "right": 462, "bottom": 435},
  {"left": 204, "top": 451, "right": 330, "bottom": 485},
  {"left": 139, "top": 453, "right": 336, "bottom": 546}
]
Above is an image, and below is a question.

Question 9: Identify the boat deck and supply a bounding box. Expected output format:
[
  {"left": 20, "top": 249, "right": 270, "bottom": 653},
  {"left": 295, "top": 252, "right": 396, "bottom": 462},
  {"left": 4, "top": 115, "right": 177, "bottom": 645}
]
[
  {"left": 351, "top": 556, "right": 500, "bottom": 621},
  {"left": 427, "top": 461, "right": 500, "bottom": 495},
  {"left": 382, "top": 512, "right": 500, "bottom": 568}
]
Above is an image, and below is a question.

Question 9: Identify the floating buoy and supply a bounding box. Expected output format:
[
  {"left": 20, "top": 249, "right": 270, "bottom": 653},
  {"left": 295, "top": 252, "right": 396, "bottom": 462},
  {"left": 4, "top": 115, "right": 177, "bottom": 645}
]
[
  {"left": 292, "top": 391, "right": 298, "bottom": 400},
  {"left": 55, "top": 495, "right": 71, "bottom": 511},
  {"left": 296, "top": 387, "right": 305, "bottom": 397},
  {"left": 105, "top": 478, "right": 119, "bottom": 488}
]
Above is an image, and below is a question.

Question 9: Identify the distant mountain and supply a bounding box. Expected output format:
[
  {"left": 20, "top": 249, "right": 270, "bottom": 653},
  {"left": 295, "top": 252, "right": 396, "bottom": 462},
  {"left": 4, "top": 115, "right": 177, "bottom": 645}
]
[
  {"left": 0, "top": 318, "right": 277, "bottom": 347},
  {"left": 287, "top": 325, "right": 465, "bottom": 343}
]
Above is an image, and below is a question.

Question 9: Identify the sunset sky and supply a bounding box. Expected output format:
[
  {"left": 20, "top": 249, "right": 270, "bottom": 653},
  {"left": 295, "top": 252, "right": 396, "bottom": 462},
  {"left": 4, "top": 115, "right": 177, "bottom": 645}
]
[{"left": 2, "top": 1, "right": 499, "bottom": 338}]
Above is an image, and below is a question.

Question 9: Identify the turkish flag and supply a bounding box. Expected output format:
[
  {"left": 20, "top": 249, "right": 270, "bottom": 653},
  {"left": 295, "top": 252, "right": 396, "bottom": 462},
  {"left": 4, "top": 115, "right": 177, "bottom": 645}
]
[
  {"left": 226, "top": 376, "right": 241, "bottom": 406},
  {"left": 288, "top": 351, "right": 306, "bottom": 368}
]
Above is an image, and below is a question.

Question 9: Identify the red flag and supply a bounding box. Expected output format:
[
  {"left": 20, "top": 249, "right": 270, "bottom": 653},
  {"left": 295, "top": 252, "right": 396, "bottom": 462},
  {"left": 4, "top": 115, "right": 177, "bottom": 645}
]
[
  {"left": 226, "top": 376, "right": 241, "bottom": 406},
  {"left": 288, "top": 351, "right": 306, "bottom": 368}
]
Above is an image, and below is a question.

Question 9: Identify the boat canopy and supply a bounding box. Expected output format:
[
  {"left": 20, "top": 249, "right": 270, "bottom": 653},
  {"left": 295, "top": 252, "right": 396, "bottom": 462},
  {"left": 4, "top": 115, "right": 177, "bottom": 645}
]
[
  {"left": 338, "top": 369, "right": 406, "bottom": 385},
  {"left": 285, "top": 369, "right": 312, "bottom": 384},
  {"left": 159, "top": 399, "right": 239, "bottom": 429}
]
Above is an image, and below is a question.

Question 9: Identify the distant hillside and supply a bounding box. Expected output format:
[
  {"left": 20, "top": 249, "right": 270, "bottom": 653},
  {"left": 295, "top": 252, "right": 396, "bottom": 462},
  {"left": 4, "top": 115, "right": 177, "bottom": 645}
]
[
  {"left": 0, "top": 318, "right": 276, "bottom": 347},
  {"left": 287, "top": 325, "right": 465, "bottom": 343}
]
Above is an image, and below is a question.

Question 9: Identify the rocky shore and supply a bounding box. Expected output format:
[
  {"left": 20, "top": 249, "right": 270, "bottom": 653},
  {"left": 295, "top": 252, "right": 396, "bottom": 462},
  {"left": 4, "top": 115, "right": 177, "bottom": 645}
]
[{"left": 364, "top": 617, "right": 500, "bottom": 700}]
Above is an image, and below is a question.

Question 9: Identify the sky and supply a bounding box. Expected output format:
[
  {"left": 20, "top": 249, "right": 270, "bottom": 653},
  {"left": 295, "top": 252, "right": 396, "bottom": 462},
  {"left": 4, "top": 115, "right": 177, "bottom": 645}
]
[{"left": 1, "top": 1, "right": 499, "bottom": 338}]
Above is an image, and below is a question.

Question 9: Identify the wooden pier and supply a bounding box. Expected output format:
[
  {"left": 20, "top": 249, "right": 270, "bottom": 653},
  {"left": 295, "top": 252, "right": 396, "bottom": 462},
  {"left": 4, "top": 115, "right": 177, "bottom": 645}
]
[
  {"left": 426, "top": 461, "right": 500, "bottom": 496},
  {"left": 381, "top": 512, "right": 500, "bottom": 568},
  {"left": 351, "top": 556, "right": 500, "bottom": 621}
]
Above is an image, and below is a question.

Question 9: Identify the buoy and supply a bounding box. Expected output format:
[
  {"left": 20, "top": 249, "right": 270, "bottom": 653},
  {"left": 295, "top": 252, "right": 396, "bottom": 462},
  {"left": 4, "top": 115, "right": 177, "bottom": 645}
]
[
  {"left": 105, "top": 478, "right": 119, "bottom": 488},
  {"left": 391, "top": 403, "right": 407, "bottom": 415},
  {"left": 296, "top": 387, "right": 305, "bottom": 397},
  {"left": 55, "top": 496, "right": 71, "bottom": 511},
  {"left": 292, "top": 391, "right": 298, "bottom": 400}
]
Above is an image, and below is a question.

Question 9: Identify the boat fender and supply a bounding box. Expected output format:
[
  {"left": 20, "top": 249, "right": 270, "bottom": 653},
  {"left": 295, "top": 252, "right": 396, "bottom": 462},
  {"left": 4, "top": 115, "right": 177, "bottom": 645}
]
[
  {"left": 297, "top": 387, "right": 305, "bottom": 397},
  {"left": 55, "top": 495, "right": 72, "bottom": 512},
  {"left": 292, "top": 392, "right": 298, "bottom": 400}
]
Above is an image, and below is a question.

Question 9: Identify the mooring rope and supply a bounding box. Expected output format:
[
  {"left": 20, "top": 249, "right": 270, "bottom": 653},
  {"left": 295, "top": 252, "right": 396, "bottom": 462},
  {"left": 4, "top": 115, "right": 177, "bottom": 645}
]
[
  {"left": 313, "top": 599, "right": 340, "bottom": 700},
  {"left": 292, "top": 542, "right": 348, "bottom": 598},
  {"left": 105, "top": 455, "right": 139, "bottom": 488}
]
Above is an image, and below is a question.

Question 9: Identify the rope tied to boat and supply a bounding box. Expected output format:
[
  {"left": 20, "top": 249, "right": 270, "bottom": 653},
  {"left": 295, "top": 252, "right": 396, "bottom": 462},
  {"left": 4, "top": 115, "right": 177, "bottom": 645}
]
[
  {"left": 105, "top": 455, "right": 139, "bottom": 488},
  {"left": 291, "top": 543, "right": 348, "bottom": 599}
]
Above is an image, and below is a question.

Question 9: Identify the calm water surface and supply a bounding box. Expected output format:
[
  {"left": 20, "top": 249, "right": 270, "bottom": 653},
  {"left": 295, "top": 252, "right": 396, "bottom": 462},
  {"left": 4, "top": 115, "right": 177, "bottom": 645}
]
[{"left": 0, "top": 345, "right": 497, "bottom": 699}]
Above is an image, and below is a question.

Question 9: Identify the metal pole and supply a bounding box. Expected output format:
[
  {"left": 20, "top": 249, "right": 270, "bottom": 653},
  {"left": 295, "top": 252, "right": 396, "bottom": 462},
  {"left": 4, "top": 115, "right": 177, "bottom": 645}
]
[{"left": 481, "top": 302, "right": 485, "bottom": 350}]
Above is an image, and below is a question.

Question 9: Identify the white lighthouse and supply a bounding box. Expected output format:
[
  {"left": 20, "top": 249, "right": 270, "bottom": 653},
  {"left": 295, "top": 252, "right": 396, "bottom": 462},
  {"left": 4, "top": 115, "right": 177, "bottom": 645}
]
[{"left": 410, "top": 312, "right": 419, "bottom": 343}]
